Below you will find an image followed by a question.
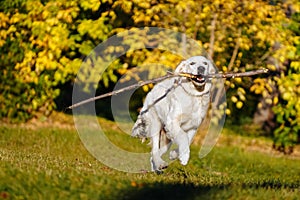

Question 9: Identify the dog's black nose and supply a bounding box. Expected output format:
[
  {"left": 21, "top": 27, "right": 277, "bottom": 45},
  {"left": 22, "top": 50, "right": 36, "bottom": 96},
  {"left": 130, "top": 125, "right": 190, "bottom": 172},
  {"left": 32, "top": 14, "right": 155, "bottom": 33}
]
[{"left": 197, "top": 66, "right": 205, "bottom": 74}]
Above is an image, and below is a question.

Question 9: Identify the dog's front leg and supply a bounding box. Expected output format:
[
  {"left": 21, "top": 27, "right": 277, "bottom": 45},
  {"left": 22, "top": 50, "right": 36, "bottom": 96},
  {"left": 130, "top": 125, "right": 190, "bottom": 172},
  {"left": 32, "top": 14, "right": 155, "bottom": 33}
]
[{"left": 165, "top": 121, "right": 190, "bottom": 165}]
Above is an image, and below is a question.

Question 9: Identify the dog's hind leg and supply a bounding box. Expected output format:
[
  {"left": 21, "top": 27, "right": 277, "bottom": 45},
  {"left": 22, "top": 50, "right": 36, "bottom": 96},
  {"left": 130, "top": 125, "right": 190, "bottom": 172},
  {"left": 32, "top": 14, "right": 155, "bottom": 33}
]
[
  {"left": 149, "top": 118, "right": 168, "bottom": 172},
  {"left": 150, "top": 132, "right": 168, "bottom": 171}
]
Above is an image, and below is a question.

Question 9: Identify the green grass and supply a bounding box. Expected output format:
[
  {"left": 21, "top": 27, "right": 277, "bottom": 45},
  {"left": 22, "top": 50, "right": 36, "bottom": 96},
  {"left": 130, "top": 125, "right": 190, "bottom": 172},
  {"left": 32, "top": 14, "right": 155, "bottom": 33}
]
[{"left": 0, "top": 120, "right": 300, "bottom": 200}]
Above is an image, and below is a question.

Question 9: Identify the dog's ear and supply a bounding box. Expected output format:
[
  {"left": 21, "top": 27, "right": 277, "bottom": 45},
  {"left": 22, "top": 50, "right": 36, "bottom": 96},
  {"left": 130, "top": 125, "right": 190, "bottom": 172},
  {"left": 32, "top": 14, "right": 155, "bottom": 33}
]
[
  {"left": 208, "top": 60, "right": 216, "bottom": 74},
  {"left": 175, "top": 60, "right": 187, "bottom": 73}
]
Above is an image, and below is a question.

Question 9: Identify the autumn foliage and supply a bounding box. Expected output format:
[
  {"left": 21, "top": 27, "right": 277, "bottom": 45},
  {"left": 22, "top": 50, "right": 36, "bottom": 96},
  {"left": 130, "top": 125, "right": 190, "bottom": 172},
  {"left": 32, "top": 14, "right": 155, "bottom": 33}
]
[{"left": 0, "top": 0, "right": 299, "bottom": 151}]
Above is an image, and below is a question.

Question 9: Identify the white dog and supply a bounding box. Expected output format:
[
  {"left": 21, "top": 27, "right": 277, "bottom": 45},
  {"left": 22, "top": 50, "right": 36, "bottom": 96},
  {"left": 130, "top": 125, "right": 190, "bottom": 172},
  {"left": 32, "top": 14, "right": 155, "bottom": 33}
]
[{"left": 132, "top": 56, "right": 216, "bottom": 172}]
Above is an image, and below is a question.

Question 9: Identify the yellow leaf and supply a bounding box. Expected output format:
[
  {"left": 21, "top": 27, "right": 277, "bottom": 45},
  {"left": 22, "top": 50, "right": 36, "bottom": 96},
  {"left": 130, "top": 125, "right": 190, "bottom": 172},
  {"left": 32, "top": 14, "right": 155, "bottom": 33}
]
[
  {"left": 231, "top": 96, "right": 238, "bottom": 103},
  {"left": 238, "top": 52, "right": 243, "bottom": 58},
  {"left": 237, "top": 87, "right": 246, "bottom": 95},
  {"left": 282, "top": 92, "right": 291, "bottom": 100},
  {"left": 258, "top": 102, "right": 263, "bottom": 109},
  {"left": 265, "top": 98, "right": 272, "bottom": 105},
  {"left": 32, "top": 100, "right": 38, "bottom": 110},
  {"left": 273, "top": 96, "right": 278, "bottom": 105},
  {"left": 236, "top": 101, "right": 243, "bottom": 109},
  {"left": 235, "top": 77, "right": 242, "bottom": 83},
  {"left": 239, "top": 95, "right": 246, "bottom": 101},
  {"left": 225, "top": 109, "right": 231, "bottom": 115},
  {"left": 142, "top": 85, "right": 149, "bottom": 92},
  {"left": 153, "top": 15, "right": 160, "bottom": 21},
  {"left": 267, "top": 64, "right": 276, "bottom": 71}
]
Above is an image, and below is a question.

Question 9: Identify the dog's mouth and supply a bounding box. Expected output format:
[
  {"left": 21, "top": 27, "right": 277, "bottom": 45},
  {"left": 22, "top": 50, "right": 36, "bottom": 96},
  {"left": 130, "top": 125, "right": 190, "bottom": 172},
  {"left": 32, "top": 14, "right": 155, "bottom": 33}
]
[
  {"left": 190, "top": 76, "right": 206, "bottom": 91},
  {"left": 191, "top": 77, "right": 206, "bottom": 85}
]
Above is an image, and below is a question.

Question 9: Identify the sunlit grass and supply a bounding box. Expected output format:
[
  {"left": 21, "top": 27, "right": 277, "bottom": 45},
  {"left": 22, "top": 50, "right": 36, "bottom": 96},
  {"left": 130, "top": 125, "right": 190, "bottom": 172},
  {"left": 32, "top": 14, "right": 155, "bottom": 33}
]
[{"left": 0, "top": 121, "right": 299, "bottom": 199}]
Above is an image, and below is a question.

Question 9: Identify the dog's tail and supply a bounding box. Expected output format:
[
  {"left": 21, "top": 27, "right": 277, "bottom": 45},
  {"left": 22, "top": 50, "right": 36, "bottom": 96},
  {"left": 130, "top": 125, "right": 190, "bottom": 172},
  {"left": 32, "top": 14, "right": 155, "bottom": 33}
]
[{"left": 131, "top": 114, "right": 148, "bottom": 142}]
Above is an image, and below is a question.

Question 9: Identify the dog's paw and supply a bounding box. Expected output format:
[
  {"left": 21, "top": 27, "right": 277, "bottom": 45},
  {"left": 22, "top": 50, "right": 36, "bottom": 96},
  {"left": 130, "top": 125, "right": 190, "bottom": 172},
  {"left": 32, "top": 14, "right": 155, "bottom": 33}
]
[
  {"left": 178, "top": 150, "right": 190, "bottom": 165},
  {"left": 154, "top": 165, "right": 168, "bottom": 174},
  {"left": 155, "top": 170, "right": 164, "bottom": 175},
  {"left": 169, "top": 149, "right": 178, "bottom": 160},
  {"left": 150, "top": 157, "right": 168, "bottom": 172}
]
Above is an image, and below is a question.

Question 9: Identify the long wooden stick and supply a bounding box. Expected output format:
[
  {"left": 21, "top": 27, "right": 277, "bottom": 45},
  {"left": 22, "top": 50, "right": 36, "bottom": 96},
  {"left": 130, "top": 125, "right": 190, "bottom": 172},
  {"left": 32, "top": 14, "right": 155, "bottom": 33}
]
[{"left": 67, "top": 68, "right": 268, "bottom": 109}]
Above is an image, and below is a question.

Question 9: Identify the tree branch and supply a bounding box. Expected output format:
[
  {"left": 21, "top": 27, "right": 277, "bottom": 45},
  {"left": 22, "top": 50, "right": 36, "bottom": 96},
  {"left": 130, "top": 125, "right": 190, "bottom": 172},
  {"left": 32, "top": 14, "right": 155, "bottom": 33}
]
[
  {"left": 227, "top": 28, "right": 241, "bottom": 72},
  {"left": 208, "top": 13, "right": 217, "bottom": 59}
]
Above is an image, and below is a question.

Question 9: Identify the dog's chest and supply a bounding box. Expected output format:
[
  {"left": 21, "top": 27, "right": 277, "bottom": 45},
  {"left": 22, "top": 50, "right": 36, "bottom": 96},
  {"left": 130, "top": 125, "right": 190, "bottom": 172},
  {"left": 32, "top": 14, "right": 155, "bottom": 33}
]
[{"left": 174, "top": 90, "right": 208, "bottom": 126}]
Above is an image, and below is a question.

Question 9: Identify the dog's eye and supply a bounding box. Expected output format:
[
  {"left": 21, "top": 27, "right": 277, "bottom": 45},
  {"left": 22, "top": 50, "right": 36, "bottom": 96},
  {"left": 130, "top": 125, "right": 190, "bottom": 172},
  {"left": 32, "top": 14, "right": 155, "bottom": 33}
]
[
  {"left": 203, "top": 62, "right": 208, "bottom": 65},
  {"left": 190, "top": 62, "right": 196, "bottom": 65}
]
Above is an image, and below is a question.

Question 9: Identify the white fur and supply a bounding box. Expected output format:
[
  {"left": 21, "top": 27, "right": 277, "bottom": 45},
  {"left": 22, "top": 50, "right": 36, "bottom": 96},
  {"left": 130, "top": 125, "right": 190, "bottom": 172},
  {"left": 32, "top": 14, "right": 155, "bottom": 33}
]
[{"left": 132, "top": 56, "right": 215, "bottom": 171}]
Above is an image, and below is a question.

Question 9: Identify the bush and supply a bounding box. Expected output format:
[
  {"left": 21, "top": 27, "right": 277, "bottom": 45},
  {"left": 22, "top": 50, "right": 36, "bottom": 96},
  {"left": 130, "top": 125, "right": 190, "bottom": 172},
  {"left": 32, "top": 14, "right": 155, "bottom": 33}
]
[{"left": 0, "top": 0, "right": 112, "bottom": 121}]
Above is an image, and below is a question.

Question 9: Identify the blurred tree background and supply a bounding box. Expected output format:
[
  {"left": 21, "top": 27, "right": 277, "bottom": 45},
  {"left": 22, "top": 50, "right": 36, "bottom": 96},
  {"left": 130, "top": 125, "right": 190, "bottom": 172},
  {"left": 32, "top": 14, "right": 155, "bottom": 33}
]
[{"left": 0, "top": 0, "right": 299, "bottom": 152}]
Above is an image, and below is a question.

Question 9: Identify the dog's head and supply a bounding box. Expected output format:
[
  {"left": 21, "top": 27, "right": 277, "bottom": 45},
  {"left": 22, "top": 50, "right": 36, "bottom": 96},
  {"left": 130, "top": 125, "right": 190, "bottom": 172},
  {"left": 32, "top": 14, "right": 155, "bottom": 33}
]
[{"left": 175, "top": 56, "right": 216, "bottom": 92}]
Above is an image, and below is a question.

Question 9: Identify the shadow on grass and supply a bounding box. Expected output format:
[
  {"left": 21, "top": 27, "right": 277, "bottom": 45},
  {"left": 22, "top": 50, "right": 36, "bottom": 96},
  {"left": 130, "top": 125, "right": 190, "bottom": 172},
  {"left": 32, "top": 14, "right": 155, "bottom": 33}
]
[
  {"left": 122, "top": 183, "right": 230, "bottom": 200},
  {"left": 120, "top": 179, "right": 300, "bottom": 200}
]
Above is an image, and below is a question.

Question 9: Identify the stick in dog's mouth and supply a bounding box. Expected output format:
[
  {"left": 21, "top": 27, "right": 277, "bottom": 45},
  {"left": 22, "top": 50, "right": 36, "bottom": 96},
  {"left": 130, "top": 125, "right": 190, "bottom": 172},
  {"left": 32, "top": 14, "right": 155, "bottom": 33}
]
[
  {"left": 67, "top": 68, "right": 268, "bottom": 109},
  {"left": 179, "top": 72, "right": 206, "bottom": 87}
]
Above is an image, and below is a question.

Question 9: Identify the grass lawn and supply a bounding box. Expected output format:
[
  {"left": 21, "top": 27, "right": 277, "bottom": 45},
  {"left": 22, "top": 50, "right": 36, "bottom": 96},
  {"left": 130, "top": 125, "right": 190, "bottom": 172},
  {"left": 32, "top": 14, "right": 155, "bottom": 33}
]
[{"left": 0, "top": 117, "right": 299, "bottom": 200}]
